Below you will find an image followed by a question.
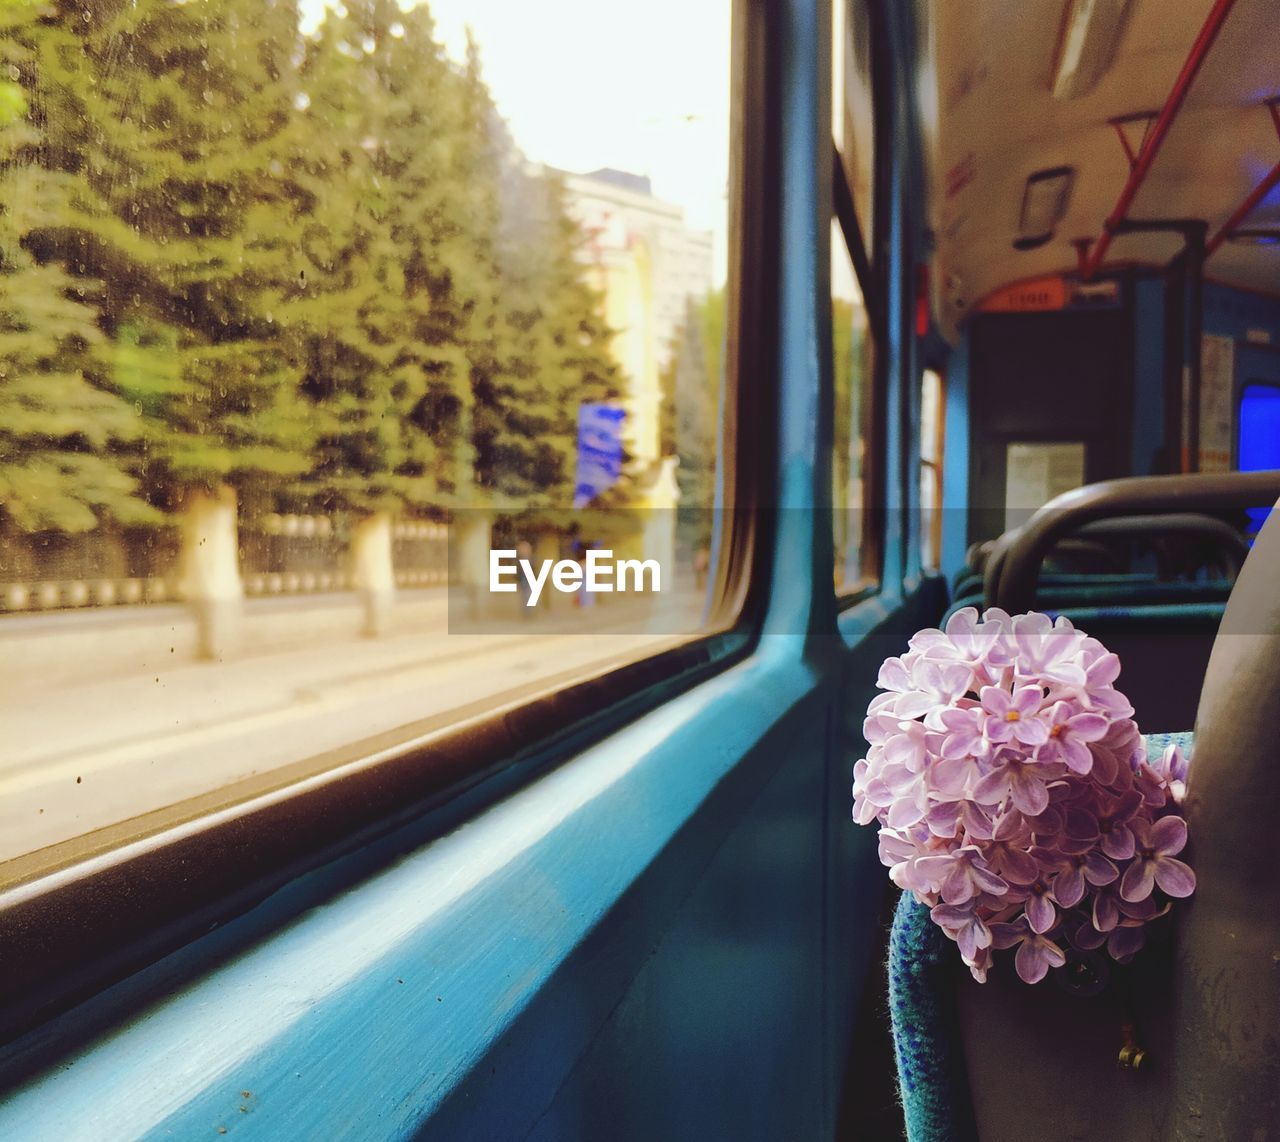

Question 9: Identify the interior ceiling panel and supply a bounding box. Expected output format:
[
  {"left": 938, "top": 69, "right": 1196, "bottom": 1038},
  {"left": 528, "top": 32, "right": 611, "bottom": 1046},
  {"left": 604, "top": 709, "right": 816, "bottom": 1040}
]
[{"left": 923, "top": 0, "right": 1280, "bottom": 340}]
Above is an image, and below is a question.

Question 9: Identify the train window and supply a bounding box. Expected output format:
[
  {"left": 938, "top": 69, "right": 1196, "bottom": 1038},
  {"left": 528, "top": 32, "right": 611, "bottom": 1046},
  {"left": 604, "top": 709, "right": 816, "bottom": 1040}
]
[
  {"left": 833, "top": 0, "right": 876, "bottom": 252},
  {"left": 831, "top": 0, "right": 878, "bottom": 596},
  {"left": 919, "top": 368, "right": 944, "bottom": 570},
  {"left": 0, "top": 0, "right": 736, "bottom": 887},
  {"left": 831, "top": 215, "right": 875, "bottom": 592}
]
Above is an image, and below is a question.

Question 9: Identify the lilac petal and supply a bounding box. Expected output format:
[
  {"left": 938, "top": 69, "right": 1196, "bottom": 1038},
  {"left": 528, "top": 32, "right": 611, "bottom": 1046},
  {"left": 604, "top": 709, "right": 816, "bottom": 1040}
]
[
  {"left": 962, "top": 802, "right": 997, "bottom": 840},
  {"left": 970, "top": 864, "right": 1010, "bottom": 897},
  {"left": 884, "top": 730, "right": 925, "bottom": 770},
  {"left": 1108, "top": 924, "right": 1146, "bottom": 962},
  {"left": 985, "top": 716, "right": 1014, "bottom": 744},
  {"left": 1072, "top": 919, "right": 1107, "bottom": 950},
  {"left": 1119, "top": 894, "right": 1163, "bottom": 922},
  {"left": 1088, "top": 743, "right": 1119, "bottom": 785},
  {"left": 1086, "top": 652, "right": 1121, "bottom": 687},
  {"left": 1101, "top": 827, "right": 1136, "bottom": 862},
  {"left": 1025, "top": 892, "right": 1057, "bottom": 934},
  {"left": 925, "top": 801, "right": 965, "bottom": 838},
  {"left": 1008, "top": 770, "right": 1050, "bottom": 816},
  {"left": 942, "top": 662, "right": 976, "bottom": 697},
  {"left": 992, "top": 810, "right": 1029, "bottom": 842},
  {"left": 945, "top": 607, "right": 980, "bottom": 639},
  {"left": 981, "top": 685, "right": 1012, "bottom": 715},
  {"left": 1014, "top": 937, "right": 1064, "bottom": 984},
  {"left": 1015, "top": 718, "right": 1050, "bottom": 747},
  {"left": 990, "top": 921, "right": 1027, "bottom": 950},
  {"left": 972, "top": 770, "right": 1011, "bottom": 806},
  {"left": 1083, "top": 851, "right": 1119, "bottom": 886},
  {"left": 1054, "top": 866, "right": 1085, "bottom": 909},
  {"left": 886, "top": 797, "right": 926, "bottom": 830},
  {"left": 1094, "top": 892, "right": 1120, "bottom": 932},
  {"left": 1154, "top": 857, "right": 1196, "bottom": 898},
  {"left": 877, "top": 658, "right": 912, "bottom": 692},
  {"left": 1012, "top": 612, "right": 1051, "bottom": 638},
  {"left": 1015, "top": 940, "right": 1049, "bottom": 984},
  {"left": 893, "top": 691, "right": 937, "bottom": 720},
  {"left": 877, "top": 830, "right": 916, "bottom": 865},
  {"left": 1061, "top": 736, "right": 1094, "bottom": 774},
  {"left": 998, "top": 847, "right": 1041, "bottom": 885},
  {"left": 1150, "top": 814, "right": 1188, "bottom": 857},
  {"left": 929, "top": 755, "right": 970, "bottom": 797},
  {"left": 940, "top": 863, "right": 978, "bottom": 905},
  {"left": 1120, "top": 859, "right": 1157, "bottom": 903},
  {"left": 880, "top": 762, "right": 919, "bottom": 796},
  {"left": 1067, "top": 713, "right": 1110, "bottom": 742},
  {"left": 1061, "top": 807, "right": 1099, "bottom": 847},
  {"left": 1044, "top": 661, "right": 1088, "bottom": 687},
  {"left": 1012, "top": 686, "right": 1043, "bottom": 714},
  {"left": 940, "top": 730, "right": 982, "bottom": 760},
  {"left": 954, "top": 923, "right": 980, "bottom": 961},
  {"left": 1164, "top": 744, "right": 1190, "bottom": 783}
]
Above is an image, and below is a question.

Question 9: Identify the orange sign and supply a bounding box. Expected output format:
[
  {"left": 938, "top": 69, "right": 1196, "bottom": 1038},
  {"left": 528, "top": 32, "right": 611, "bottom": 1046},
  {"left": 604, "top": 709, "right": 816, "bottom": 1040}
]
[{"left": 976, "top": 276, "right": 1068, "bottom": 313}]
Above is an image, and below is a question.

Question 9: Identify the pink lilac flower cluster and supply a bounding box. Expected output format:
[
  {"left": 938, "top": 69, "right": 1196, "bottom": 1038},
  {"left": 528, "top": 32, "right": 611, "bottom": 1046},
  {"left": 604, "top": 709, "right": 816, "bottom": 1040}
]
[{"left": 853, "top": 607, "right": 1195, "bottom": 985}]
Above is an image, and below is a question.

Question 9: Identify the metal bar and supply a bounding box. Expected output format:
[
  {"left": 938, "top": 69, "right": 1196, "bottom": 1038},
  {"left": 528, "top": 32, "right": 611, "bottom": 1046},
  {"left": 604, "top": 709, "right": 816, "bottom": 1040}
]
[
  {"left": 994, "top": 469, "right": 1280, "bottom": 612},
  {"left": 1184, "top": 223, "right": 1207, "bottom": 472},
  {"left": 1206, "top": 160, "right": 1280, "bottom": 256},
  {"left": 1082, "top": 0, "right": 1238, "bottom": 279},
  {"left": 1163, "top": 251, "right": 1188, "bottom": 473},
  {"left": 1109, "top": 117, "right": 1139, "bottom": 168}
]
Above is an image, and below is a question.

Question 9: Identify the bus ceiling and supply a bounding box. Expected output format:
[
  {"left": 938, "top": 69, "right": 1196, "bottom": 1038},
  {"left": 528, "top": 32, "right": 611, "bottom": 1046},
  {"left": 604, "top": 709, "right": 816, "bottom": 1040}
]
[{"left": 920, "top": 0, "right": 1280, "bottom": 341}]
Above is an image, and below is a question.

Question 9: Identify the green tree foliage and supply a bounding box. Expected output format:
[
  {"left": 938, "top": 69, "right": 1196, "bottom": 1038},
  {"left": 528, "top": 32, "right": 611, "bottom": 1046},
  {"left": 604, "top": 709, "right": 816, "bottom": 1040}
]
[
  {"left": 0, "top": 0, "right": 157, "bottom": 532},
  {"left": 0, "top": 0, "right": 636, "bottom": 538},
  {"left": 284, "top": 1, "right": 477, "bottom": 515},
  {"left": 660, "top": 290, "right": 721, "bottom": 553},
  {"left": 832, "top": 296, "right": 869, "bottom": 512},
  {"left": 33, "top": 0, "right": 317, "bottom": 508}
]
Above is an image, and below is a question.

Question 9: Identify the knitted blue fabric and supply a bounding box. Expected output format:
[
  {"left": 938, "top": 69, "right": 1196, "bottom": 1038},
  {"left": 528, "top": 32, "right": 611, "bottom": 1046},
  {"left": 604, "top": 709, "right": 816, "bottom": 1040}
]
[
  {"left": 887, "top": 732, "right": 1193, "bottom": 1140},
  {"left": 1144, "top": 730, "right": 1195, "bottom": 762},
  {"left": 887, "top": 892, "right": 977, "bottom": 1142}
]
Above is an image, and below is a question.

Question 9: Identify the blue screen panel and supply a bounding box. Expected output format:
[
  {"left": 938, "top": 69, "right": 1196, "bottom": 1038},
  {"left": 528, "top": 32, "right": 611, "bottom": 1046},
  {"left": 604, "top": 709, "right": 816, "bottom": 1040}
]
[{"left": 1238, "top": 383, "right": 1280, "bottom": 535}]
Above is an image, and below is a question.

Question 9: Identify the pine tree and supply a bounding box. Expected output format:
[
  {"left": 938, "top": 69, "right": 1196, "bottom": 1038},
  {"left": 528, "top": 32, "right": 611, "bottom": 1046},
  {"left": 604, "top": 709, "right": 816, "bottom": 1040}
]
[
  {"left": 28, "top": 0, "right": 316, "bottom": 514},
  {"left": 0, "top": 0, "right": 159, "bottom": 533},
  {"left": 282, "top": 1, "right": 493, "bottom": 516}
]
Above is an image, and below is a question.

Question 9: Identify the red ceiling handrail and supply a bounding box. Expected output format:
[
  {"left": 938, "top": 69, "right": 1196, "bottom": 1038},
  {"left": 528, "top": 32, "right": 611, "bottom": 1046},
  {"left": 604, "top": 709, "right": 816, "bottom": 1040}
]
[
  {"left": 1082, "top": 0, "right": 1238, "bottom": 279},
  {"left": 1206, "top": 100, "right": 1280, "bottom": 257}
]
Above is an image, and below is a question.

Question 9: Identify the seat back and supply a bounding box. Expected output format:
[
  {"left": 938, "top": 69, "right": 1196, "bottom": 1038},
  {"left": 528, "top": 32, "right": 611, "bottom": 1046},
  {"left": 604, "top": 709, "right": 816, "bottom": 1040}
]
[{"left": 945, "top": 496, "right": 1280, "bottom": 1140}]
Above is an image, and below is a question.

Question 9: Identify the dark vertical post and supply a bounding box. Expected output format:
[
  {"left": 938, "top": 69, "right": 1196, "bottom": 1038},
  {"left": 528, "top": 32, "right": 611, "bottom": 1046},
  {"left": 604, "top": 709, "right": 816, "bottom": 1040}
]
[
  {"left": 1182, "top": 221, "right": 1208, "bottom": 473},
  {"left": 1162, "top": 253, "right": 1186, "bottom": 475}
]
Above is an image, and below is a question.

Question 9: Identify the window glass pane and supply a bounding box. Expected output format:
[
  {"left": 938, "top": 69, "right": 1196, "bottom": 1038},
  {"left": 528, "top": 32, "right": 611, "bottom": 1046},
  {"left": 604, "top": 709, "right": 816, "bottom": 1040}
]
[
  {"left": 833, "top": 0, "right": 875, "bottom": 249},
  {"left": 832, "top": 216, "right": 873, "bottom": 591},
  {"left": 0, "top": 0, "right": 733, "bottom": 875}
]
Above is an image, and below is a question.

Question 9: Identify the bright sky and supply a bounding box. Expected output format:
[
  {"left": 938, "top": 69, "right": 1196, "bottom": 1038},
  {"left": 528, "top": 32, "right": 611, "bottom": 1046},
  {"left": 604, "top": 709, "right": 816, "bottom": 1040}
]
[{"left": 299, "top": 0, "right": 732, "bottom": 285}]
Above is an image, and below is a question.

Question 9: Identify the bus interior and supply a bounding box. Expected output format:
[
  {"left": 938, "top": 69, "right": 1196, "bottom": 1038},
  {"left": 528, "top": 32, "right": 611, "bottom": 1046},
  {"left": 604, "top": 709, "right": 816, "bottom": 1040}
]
[{"left": 0, "top": 0, "right": 1279, "bottom": 1138}]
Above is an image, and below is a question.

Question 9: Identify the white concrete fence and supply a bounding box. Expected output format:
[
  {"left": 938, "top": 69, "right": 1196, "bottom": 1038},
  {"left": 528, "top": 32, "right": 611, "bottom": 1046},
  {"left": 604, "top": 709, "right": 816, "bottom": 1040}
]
[{"left": 0, "top": 486, "right": 453, "bottom": 658}]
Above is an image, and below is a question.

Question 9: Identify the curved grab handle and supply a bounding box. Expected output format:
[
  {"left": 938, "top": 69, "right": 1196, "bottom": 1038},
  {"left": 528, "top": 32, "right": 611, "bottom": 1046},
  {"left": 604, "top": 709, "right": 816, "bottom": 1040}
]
[
  {"left": 992, "top": 470, "right": 1280, "bottom": 612},
  {"left": 981, "top": 511, "right": 1247, "bottom": 607}
]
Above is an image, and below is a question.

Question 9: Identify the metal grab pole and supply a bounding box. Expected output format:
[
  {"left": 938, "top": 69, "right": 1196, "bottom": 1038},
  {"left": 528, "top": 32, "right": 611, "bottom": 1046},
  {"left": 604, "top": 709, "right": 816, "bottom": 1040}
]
[{"left": 1082, "top": 0, "right": 1237, "bottom": 279}]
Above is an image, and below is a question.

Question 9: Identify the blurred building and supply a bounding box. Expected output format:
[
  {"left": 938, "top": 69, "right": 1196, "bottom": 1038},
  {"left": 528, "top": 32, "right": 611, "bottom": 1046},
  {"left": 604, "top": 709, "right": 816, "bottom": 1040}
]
[{"left": 555, "top": 168, "right": 715, "bottom": 469}]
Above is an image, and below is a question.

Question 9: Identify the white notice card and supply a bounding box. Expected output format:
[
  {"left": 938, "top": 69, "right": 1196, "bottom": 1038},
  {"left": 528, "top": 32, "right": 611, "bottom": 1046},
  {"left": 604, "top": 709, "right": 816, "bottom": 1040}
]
[{"left": 1005, "top": 442, "right": 1086, "bottom": 529}]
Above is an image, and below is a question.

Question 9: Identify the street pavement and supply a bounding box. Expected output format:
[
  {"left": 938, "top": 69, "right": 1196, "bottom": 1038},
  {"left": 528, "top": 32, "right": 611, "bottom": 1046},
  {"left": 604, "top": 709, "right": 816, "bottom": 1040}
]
[{"left": 0, "top": 597, "right": 701, "bottom": 870}]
